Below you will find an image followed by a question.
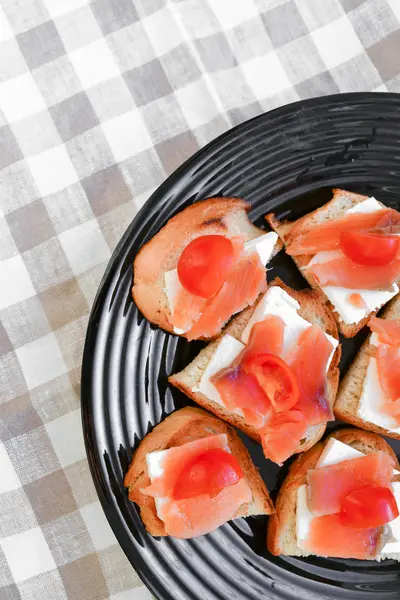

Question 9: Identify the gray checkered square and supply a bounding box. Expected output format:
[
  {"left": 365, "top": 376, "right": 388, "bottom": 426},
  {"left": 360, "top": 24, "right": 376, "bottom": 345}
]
[
  {"left": 43, "top": 511, "right": 94, "bottom": 566},
  {"left": 227, "top": 101, "right": 263, "bottom": 126},
  {"left": 278, "top": 36, "right": 326, "bottom": 85},
  {"left": 0, "top": 322, "right": 13, "bottom": 357},
  {"left": 19, "top": 570, "right": 68, "bottom": 600},
  {"left": 0, "top": 162, "right": 39, "bottom": 214},
  {"left": 0, "top": 547, "right": 15, "bottom": 587},
  {"left": 342, "top": 0, "right": 368, "bottom": 10},
  {"left": 66, "top": 127, "right": 115, "bottom": 179},
  {"left": 5, "top": 426, "right": 60, "bottom": 485},
  {"left": 331, "top": 53, "right": 382, "bottom": 91},
  {"left": 261, "top": 1, "right": 308, "bottom": 47},
  {"left": 1, "top": 295, "right": 51, "bottom": 348},
  {"left": 348, "top": 0, "right": 400, "bottom": 47},
  {"left": 0, "top": 488, "right": 38, "bottom": 538},
  {"left": 161, "top": 44, "right": 202, "bottom": 88},
  {"left": 91, "top": 0, "right": 139, "bottom": 35},
  {"left": 0, "top": 125, "right": 24, "bottom": 170},
  {"left": 54, "top": 6, "right": 103, "bottom": 53},
  {"left": 0, "top": 351, "right": 29, "bottom": 404},
  {"left": 86, "top": 77, "right": 134, "bottom": 123},
  {"left": 59, "top": 554, "right": 108, "bottom": 600},
  {"left": 81, "top": 165, "right": 131, "bottom": 217},
  {"left": 194, "top": 33, "right": 238, "bottom": 71},
  {"left": 50, "top": 92, "right": 99, "bottom": 142},
  {"left": 119, "top": 148, "right": 165, "bottom": 196},
  {"left": 155, "top": 130, "right": 198, "bottom": 174},
  {"left": 0, "top": 216, "right": 19, "bottom": 261},
  {"left": 142, "top": 95, "right": 190, "bottom": 143},
  {"left": 0, "top": 395, "right": 42, "bottom": 441},
  {"left": 11, "top": 111, "right": 62, "bottom": 157},
  {"left": 107, "top": 22, "right": 155, "bottom": 72},
  {"left": 33, "top": 56, "right": 82, "bottom": 107},
  {"left": 17, "top": 21, "right": 66, "bottom": 70},
  {"left": 23, "top": 238, "right": 74, "bottom": 294},
  {"left": 25, "top": 470, "right": 78, "bottom": 525},
  {"left": 42, "top": 182, "right": 93, "bottom": 235},
  {"left": 368, "top": 29, "right": 400, "bottom": 81},
  {"left": 124, "top": 59, "right": 173, "bottom": 106},
  {"left": 295, "top": 70, "right": 340, "bottom": 98},
  {"left": 226, "top": 17, "right": 273, "bottom": 62},
  {"left": 386, "top": 73, "right": 400, "bottom": 92},
  {"left": 0, "top": 584, "right": 22, "bottom": 600},
  {"left": 1, "top": 0, "right": 49, "bottom": 34},
  {"left": 0, "top": 38, "right": 28, "bottom": 83},
  {"left": 6, "top": 199, "right": 56, "bottom": 253},
  {"left": 29, "top": 372, "right": 79, "bottom": 424}
]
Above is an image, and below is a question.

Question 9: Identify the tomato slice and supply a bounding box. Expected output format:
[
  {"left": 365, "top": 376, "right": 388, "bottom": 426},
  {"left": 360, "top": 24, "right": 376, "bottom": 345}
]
[
  {"left": 340, "top": 230, "right": 400, "bottom": 266},
  {"left": 177, "top": 235, "right": 234, "bottom": 298},
  {"left": 172, "top": 448, "right": 243, "bottom": 500},
  {"left": 243, "top": 353, "right": 299, "bottom": 412},
  {"left": 340, "top": 486, "right": 399, "bottom": 529}
]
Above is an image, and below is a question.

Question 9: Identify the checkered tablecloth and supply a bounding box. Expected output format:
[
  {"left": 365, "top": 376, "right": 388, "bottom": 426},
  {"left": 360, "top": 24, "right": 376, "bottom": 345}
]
[{"left": 1, "top": 1, "right": 400, "bottom": 599}]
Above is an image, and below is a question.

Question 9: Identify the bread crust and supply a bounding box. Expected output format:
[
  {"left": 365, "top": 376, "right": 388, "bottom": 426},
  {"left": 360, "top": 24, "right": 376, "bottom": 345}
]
[
  {"left": 132, "top": 197, "right": 275, "bottom": 340},
  {"left": 169, "top": 278, "right": 341, "bottom": 459},
  {"left": 334, "top": 294, "right": 400, "bottom": 440},
  {"left": 265, "top": 188, "right": 397, "bottom": 338},
  {"left": 267, "top": 427, "right": 400, "bottom": 557},
  {"left": 124, "top": 407, "right": 274, "bottom": 537}
]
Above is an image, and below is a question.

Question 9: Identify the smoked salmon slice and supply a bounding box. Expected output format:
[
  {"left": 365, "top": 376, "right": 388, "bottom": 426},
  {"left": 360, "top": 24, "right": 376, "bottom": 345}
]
[
  {"left": 302, "top": 514, "right": 380, "bottom": 559},
  {"left": 376, "top": 345, "right": 400, "bottom": 424},
  {"left": 142, "top": 434, "right": 228, "bottom": 499},
  {"left": 186, "top": 252, "right": 266, "bottom": 340},
  {"left": 369, "top": 317, "right": 400, "bottom": 347},
  {"left": 288, "top": 326, "right": 334, "bottom": 425},
  {"left": 307, "top": 451, "right": 394, "bottom": 517},
  {"left": 260, "top": 410, "right": 308, "bottom": 465},
  {"left": 159, "top": 478, "right": 252, "bottom": 538},
  {"left": 170, "top": 287, "right": 207, "bottom": 332},
  {"left": 212, "top": 365, "right": 271, "bottom": 428},
  {"left": 242, "top": 315, "right": 285, "bottom": 360},
  {"left": 307, "top": 254, "right": 400, "bottom": 290},
  {"left": 287, "top": 208, "right": 396, "bottom": 256}
]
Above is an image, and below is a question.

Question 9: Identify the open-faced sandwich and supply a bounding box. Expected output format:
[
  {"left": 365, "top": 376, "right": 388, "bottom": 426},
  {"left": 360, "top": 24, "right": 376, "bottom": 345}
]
[
  {"left": 132, "top": 197, "right": 280, "bottom": 340},
  {"left": 268, "top": 428, "right": 400, "bottom": 560},
  {"left": 266, "top": 189, "right": 400, "bottom": 337},
  {"left": 169, "top": 280, "right": 340, "bottom": 465},
  {"left": 124, "top": 407, "right": 274, "bottom": 538},
  {"left": 335, "top": 295, "right": 400, "bottom": 439}
]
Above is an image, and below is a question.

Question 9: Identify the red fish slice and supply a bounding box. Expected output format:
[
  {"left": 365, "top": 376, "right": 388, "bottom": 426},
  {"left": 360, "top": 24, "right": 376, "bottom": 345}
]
[
  {"left": 288, "top": 326, "right": 334, "bottom": 426},
  {"left": 307, "top": 451, "right": 394, "bottom": 517},
  {"left": 307, "top": 254, "right": 400, "bottom": 290},
  {"left": 260, "top": 410, "right": 309, "bottom": 465},
  {"left": 287, "top": 208, "right": 396, "bottom": 256},
  {"left": 369, "top": 317, "right": 400, "bottom": 347},
  {"left": 302, "top": 513, "right": 380, "bottom": 560}
]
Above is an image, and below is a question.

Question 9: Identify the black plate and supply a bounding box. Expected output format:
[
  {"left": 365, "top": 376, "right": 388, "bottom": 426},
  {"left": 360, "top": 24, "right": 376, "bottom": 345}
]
[{"left": 81, "top": 93, "right": 400, "bottom": 600}]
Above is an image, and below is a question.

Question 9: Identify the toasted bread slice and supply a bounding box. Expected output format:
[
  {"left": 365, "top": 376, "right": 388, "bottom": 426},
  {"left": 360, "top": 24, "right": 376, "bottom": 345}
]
[
  {"left": 334, "top": 295, "right": 400, "bottom": 440},
  {"left": 169, "top": 279, "right": 341, "bottom": 458},
  {"left": 133, "top": 197, "right": 281, "bottom": 340},
  {"left": 124, "top": 407, "right": 274, "bottom": 537},
  {"left": 267, "top": 427, "right": 400, "bottom": 558},
  {"left": 266, "top": 188, "right": 397, "bottom": 338}
]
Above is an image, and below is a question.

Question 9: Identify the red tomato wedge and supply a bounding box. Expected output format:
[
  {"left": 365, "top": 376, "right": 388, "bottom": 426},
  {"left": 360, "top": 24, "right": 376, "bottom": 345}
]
[
  {"left": 243, "top": 354, "right": 299, "bottom": 413},
  {"left": 141, "top": 434, "right": 229, "bottom": 499},
  {"left": 302, "top": 514, "right": 380, "bottom": 560},
  {"left": 186, "top": 252, "right": 266, "bottom": 340},
  {"left": 177, "top": 235, "right": 234, "bottom": 298},
  {"left": 260, "top": 410, "right": 309, "bottom": 465},
  {"left": 242, "top": 315, "right": 285, "bottom": 361},
  {"left": 172, "top": 448, "right": 243, "bottom": 500},
  {"left": 286, "top": 208, "right": 394, "bottom": 256},
  {"left": 160, "top": 478, "right": 252, "bottom": 539},
  {"left": 340, "top": 230, "right": 400, "bottom": 266},
  {"left": 307, "top": 451, "right": 394, "bottom": 517},
  {"left": 340, "top": 486, "right": 399, "bottom": 529},
  {"left": 212, "top": 365, "right": 271, "bottom": 428},
  {"left": 307, "top": 254, "right": 400, "bottom": 290},
  {"left": 369, "top": 317, "right": 400, "bottom": 347},
  {"left": 288, "top": 326, "right": 334, "bottom": 425}
]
